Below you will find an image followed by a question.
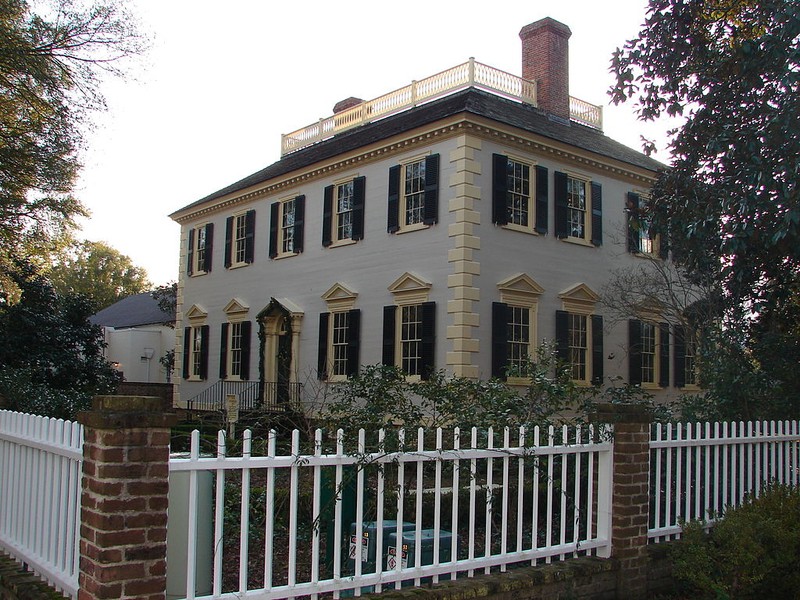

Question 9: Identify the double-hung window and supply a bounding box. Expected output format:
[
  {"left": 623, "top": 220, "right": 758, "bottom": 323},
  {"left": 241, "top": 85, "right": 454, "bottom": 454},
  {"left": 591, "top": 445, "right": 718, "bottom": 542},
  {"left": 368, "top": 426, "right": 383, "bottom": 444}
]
[
  {"left": 224, "top": 210, "right": 255, "bottom": 268},
  {"left": 323, "top": 177, "right": 366, "bottom": 246},
  {"left": 629, "top": 318, "right": 670, "bottom": 387},
  {"left": 383, "top": 273, "right": 435, "bottom": 380},
  {"left": 627, "top": 192, "right": 667, "bottom": 258},
  {"left": 269, "top": 195, "right": 305, "bottom": 258},
  {"left": 318, "top": 283, "right": 361, "bottom": 381},
  {"left": 387, "top": 154, "right": 440, "bottom": 233},
  {"left": 187, "top": 223, "right": 213, "bottom": 275},
  {"left": 674, "top": 324, "right": 700, "bottom": 388},
  {"left": 554, "top": 172, "right": 602, "bottom": 245},
  {"left": 182, "top": 324, "right": 209, "bottom": 381},
  {"left": 492, "top": 154, "right": 548, "bottom": 233},
  {"left": 555, "top": 284, "right": 603, "bottom": 386},
  {"left": 491, "top": 274, "right": 543, "bottom": 380},
  {"left": 219, "top": 320, "right": 252, "bottom": 380}
]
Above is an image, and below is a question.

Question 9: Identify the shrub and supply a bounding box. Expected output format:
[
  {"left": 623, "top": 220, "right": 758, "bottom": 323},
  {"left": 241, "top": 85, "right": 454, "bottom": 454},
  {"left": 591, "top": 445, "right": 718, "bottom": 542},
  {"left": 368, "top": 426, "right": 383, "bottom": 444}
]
[{"left": 670, "top": 483, "right": 800, "bottom": 599}]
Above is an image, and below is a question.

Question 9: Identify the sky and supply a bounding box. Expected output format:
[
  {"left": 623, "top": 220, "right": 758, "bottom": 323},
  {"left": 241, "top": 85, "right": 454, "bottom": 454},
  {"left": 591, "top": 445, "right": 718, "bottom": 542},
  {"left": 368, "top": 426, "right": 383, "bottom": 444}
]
[{"left": 75, "top": 0, "right": 676, "bottom": 286}]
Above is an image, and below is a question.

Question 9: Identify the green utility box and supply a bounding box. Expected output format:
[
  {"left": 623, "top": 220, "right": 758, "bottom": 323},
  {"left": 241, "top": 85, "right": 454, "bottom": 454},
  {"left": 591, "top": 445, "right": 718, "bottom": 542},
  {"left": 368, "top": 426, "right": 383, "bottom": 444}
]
[
  {"left": 348, "top": 520, "right": 415, "bottom": 571},
  {"left": 386, "top": 529, "right": 456, "bottom": 585}
]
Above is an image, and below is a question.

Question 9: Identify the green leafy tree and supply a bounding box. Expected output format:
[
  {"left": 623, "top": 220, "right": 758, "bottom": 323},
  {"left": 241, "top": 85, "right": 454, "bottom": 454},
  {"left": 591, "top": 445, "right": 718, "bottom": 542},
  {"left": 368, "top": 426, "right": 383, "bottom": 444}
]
[
  {"left": 50, "top": 239, "right": 151, "bottom": 309},
  {"left": 0, "top": 261, "right": 119, "bottom": 418},
  {"left": 0, "top": 0, "right": 146, "bottom": 303},
  {"left": 609, "top": 0, "right": 800, "bottom": 417}
]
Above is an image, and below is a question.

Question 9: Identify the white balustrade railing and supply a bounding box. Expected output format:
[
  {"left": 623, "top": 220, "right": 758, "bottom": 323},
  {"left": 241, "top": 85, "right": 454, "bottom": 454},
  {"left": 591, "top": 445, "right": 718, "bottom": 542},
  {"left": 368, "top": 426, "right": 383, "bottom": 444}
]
[
  {"left": 169, "top": 424, "right": 612, "bottom": 599},
  {"left": 281, "top": 59, "right": 602, "bottom": 156},
  {"left": 649, "top": 420, "right": 800, "bottom": 542},
  {"left": 0, "top": 410, "right": 83, "bottom": 598}
]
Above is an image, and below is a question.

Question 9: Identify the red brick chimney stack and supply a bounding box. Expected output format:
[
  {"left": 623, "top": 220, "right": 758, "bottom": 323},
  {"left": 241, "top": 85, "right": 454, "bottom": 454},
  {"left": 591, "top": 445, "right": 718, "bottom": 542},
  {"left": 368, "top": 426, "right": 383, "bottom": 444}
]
[{"left": 519, "top": 17, "right": 572, "bottom": 121}]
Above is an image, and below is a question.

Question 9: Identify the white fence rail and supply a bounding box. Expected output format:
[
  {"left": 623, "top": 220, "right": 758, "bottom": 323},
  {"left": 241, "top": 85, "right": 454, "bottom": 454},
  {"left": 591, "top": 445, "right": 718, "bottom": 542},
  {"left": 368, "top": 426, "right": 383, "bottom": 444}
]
[
  {"left": 0, "top": 410, "right": 82, "bottom": 598},
  {"left": 280, "top": 58, "right": 602, "bottom": 156},
  {"left": 649, "top": 420, "right": 800, "bottom": 542},
  {"left": 169, "top": 425, "right": 612, "bottom": 599}
]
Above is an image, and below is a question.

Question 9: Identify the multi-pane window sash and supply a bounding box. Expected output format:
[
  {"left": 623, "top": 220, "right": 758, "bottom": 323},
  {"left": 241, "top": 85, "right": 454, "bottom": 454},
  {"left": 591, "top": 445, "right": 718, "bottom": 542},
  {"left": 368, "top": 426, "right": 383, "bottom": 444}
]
[
  {"left": 401, "top": 305, "right": 423, "bottom": 376},
  {"left": 282, "top": 199, "right": 296, "bottom": 254},
  {"left": 191, "top": 327, "right": 203, "bottom": 378},
  {"left": 568, "top": 313, "right": 588, "bottom": 381},
  {"left": 567, "top": 176, "right": 587, "bottom": 239},
  {"left": 684, "top": 333, "right": 697, "bottom": 386},
  {"left": 506, "top": 159, "right": 531, "bottom": 227},
  {"left": 331, "top": 312, "right": 349, "bottom": 377},
  {"left": 336, "top": 182, "right": 353, "bottom": 241},
  {"left": 507, "top": 306, "right": 530, "bottom": 371},
  {"left": 234, "top": 214, "right": 248, "bottom": 264},
  {"left": 195, "top": 227, "right": 207, "bottom": 272},
  {"left": 229, "top": 322, "right": 243, "bottom": 378},
  {"left": 404, "top": 160, "right": 425, "bottom": 226},
  {"left": 641, "top": 322, "right": 657, "bottom": 384}
]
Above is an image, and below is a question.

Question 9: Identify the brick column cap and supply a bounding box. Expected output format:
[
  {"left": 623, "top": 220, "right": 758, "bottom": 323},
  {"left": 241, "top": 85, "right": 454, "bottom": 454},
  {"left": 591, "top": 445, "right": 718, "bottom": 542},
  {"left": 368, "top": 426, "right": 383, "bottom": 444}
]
[
  {"left": 590, "top": 402, "right": 653, "bottom": 424},
  {"left": 77, "top": 395, "right": 178, "bottom": 429}
]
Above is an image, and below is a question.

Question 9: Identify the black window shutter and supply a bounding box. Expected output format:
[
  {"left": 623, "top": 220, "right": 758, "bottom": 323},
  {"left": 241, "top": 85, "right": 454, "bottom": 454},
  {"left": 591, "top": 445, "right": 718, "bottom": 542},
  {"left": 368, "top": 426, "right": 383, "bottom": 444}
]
[
  {"left": 491, "top": 302, "right": 509, "bottom": 380},
  {"left": 674, "top": 324, "right": 686, "bottom": 388},
  {"left": 627, "top": 192, "right": 640, "bottom": 253},
  {"left": 591, "top": 182, "right": 603, "bottom": 246},
  {"left": 219, "top": 323, "right": 229, "bottom": 379},
  {"left": 269, "top": 202, "right": 279, "bottom": 258},
  {"left": 187, "top": 228, "right": 195, "bottom": 275},
  {"left": 382, "top": 306, "right": 396, "bottom": 366},
  {"left": 555, "top": 310, "right": 569, "bottom": 362},
  {"left": 182, "top": 327, "right": 191, "bottom": 379},
  {"left": 387, "top": 165, "right": 400, "bottom": 233},
  {"left": 199, "top": 325, "right": 209, "bottom": 380},
  {"left": 658, "top": 221, "right": 670, "bottom": 260},
  {"left": 322, "top": 186, "right": 333, "bottom": 247},
  {"left": 352, "top": 176, "right": 366, "bottom": 240},
  {"left": 205, "top": 223, "right": 214, "bottom": 272},
  {"left": 244, "top": 210, "right": 256, "bottom": 264},
  {"left": 423, "top": 154, "right": 439, "bottom": 225},
  {"left": 420, "top": 301, "right": 436, "bottom": 380},
  {"left": 629, "top": 319, "right": 642, "bottom": 385},
  {"left": 591, "top": 314, "right": 604, "bottom": 385},
  {"left": 554, "top": 171, "right": 568, "bottom": 238},
  {"left": 659, "top": 322, "right": 670, "bottom": 387},
  {"left": 492, "top": 154, "right": 509, "bottom": 225},
  {"left": 224, "top": 216, "right": 233, "bottom": 268},
  {"left": 294, "top": 195, "right": 305, "bottom": 253},
  {"left": 317, "top": 312, "right": 329, "bottom": 380},
  {"left": 240, "top": 321, "right": 251, "bottom": 380},
  {"left": 535, "top": 165, "right": 549, "bottom": 233},
  {"left": 347, "top": 309, "right": 361, "bottom": 377}
]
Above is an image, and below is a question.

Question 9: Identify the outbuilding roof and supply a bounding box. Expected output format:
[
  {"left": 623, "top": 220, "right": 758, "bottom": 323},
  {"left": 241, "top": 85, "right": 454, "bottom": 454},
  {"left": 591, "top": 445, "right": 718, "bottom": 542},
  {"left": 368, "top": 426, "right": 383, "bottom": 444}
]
[{"left": 90, "top": 293, "right": 175, "bottom": 329}]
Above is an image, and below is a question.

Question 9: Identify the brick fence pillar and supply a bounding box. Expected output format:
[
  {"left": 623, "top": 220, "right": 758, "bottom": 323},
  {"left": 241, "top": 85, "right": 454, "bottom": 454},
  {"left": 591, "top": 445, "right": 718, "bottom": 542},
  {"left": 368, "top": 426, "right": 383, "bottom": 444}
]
[
  {"left": 592, "top": 402, "right": 652, "bottom": 600},
  {"left": 76, "top": 396, "right": 178, "bottom": 599}
]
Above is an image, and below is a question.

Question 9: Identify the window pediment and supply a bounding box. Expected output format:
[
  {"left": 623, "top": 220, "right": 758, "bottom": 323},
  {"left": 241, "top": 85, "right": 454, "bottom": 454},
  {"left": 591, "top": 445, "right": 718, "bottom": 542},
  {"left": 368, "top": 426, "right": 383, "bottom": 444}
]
[
  {"left": 388, "top": 272, "right": 432, "bottom": 305},
  {"left": 497, "top": 273, "right": 544, "bottom": 306},
  {"left": 322, "top": 283, "right": 358, "bottom": 312},
  {"left": 559, "top": 283, "right": 599, "bottom": 315},
  {"left": 223, "top": 298, "right": 249, "bottom": 318},
  {"left": 185, "top": 304, "right": 208, "bottom": 324}
]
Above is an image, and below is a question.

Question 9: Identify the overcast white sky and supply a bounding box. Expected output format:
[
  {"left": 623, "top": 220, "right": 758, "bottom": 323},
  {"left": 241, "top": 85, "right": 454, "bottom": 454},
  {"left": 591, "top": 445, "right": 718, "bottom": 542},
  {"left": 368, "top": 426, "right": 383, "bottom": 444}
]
[{"left": 75, "top": 0, "right": 674, "bottom": 286}]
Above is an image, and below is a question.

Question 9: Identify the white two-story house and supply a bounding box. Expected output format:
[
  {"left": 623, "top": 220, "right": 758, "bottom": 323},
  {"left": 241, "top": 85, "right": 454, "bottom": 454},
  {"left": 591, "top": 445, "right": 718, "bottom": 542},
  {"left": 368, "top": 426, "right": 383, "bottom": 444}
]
[{"left": 170, "top": 17, "right": 695, "bottom": 412}]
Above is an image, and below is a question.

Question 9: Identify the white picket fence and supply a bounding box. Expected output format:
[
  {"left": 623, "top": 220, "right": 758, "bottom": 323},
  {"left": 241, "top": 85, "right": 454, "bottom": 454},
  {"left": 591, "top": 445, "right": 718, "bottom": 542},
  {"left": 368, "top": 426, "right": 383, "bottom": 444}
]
[
  {"left": 649, "top": 420, "right": 800, "bottom": 541},
  {"left": 169, "top": 425, "right": 612, "bottom": 599},
  {"left": 0, "top": 410, "right": 82, "bottom": 598},
  {"left": 1, "top": 408, "right": 799, "bottom": 600}
]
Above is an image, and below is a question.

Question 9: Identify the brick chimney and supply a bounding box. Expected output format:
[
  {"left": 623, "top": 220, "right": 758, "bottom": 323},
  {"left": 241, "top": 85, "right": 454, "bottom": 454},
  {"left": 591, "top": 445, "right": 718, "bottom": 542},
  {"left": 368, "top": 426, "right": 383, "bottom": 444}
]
[{"left": 519, "top": 17, "right": 572, "bottom": 120}]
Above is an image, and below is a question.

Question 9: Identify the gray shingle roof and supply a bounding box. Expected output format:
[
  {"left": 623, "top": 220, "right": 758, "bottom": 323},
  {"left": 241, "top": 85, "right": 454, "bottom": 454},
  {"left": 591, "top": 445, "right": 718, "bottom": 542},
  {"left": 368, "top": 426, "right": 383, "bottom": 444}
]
[
  {"left": 172, "top": 88, "right": 665, "bottom": 216},
  {"left": 90, "top": 293, "right": 175, "bottom": 329}
]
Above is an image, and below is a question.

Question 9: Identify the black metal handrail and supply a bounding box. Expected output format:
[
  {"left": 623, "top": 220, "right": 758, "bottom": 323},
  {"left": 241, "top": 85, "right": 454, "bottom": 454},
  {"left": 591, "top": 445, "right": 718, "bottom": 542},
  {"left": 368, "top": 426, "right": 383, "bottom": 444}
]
[{"left": 186, "top": 380, "right": 303, "bottom": 413}]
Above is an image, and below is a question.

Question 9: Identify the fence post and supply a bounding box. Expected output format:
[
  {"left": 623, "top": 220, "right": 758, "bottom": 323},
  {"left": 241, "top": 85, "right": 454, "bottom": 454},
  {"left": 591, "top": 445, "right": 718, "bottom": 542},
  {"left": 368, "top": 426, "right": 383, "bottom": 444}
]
[
  {"left": 592, "top": 402, "right": 652, "bottom": 600},
  {"left": 76, "top": 395, "right": 177, "bottom": 599}
]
